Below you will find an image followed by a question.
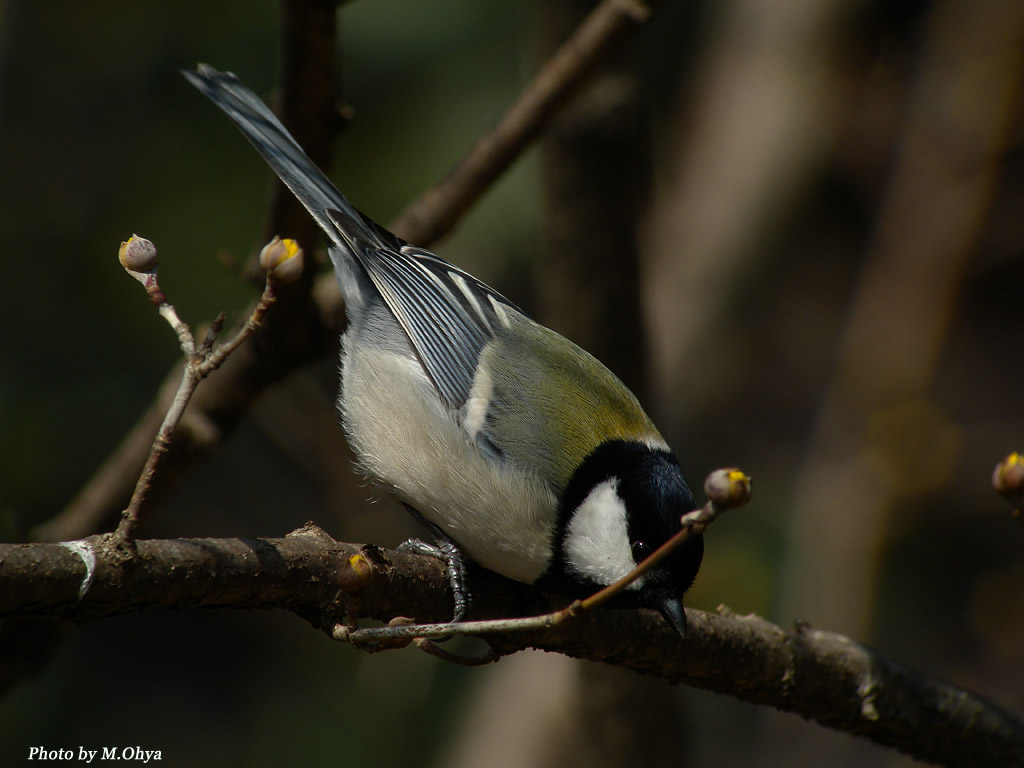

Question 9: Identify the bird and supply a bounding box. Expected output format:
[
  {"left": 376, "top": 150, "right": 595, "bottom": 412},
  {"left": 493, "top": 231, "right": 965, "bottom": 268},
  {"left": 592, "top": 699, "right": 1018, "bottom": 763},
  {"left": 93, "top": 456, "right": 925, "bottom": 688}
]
[{"left": 184, "top": 64, "right": 704, "bottom": 637}]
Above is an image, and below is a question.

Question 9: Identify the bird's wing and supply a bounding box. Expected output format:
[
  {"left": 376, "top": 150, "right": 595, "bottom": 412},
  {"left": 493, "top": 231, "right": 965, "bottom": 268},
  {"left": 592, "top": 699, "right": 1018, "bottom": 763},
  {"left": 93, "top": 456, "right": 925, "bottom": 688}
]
[
  {"left": 338, "top": 223, "right": 519, "bottom": 412},
  {"left": 185, "top": 64, "right": 520, "bottom": 414}
]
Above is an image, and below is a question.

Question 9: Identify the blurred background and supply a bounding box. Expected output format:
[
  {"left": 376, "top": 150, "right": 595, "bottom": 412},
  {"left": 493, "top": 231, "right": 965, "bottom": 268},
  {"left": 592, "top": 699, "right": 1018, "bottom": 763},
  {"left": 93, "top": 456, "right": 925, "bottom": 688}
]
[{"left": 1, "top": 0, "right": 1022, "bottom": 766}]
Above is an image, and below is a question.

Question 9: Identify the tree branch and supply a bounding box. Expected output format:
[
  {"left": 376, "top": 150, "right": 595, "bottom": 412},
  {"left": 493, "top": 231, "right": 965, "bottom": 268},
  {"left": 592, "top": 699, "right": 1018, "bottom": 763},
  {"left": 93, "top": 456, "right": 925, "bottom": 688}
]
[{"left": 0, "top": 529, "right": 1019, "bottom": 767}]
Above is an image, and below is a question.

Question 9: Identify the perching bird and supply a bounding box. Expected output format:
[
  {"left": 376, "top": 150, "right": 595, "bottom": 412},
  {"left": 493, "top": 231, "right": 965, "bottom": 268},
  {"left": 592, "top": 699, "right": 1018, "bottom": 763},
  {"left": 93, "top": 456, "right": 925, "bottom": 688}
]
[{"left": 184, "top": 64, "right": 703, "bottom": 636}]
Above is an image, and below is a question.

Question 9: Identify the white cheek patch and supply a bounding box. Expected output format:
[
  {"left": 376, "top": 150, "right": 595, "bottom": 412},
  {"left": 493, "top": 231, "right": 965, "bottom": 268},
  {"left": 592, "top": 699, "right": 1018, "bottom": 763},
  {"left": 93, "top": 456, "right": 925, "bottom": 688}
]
[{"left": 564, "top": 478, "right": 642, "bottom": 588}]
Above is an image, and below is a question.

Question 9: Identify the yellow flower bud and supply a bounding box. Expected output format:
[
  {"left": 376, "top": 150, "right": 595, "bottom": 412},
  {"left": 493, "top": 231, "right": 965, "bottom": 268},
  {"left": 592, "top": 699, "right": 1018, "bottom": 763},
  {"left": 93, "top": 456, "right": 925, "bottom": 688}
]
[
  {"left": 992, "top": 452, "right": 1024, "bottom": 508},
  {"left": 258, "top": 236, "right": 304, "bottom": 283},
  {"left": 118, "top": 235, "right": 158, "bottom": 273},
  {"left": 704, "top": 468, "right": 752, "bottom": 509}
]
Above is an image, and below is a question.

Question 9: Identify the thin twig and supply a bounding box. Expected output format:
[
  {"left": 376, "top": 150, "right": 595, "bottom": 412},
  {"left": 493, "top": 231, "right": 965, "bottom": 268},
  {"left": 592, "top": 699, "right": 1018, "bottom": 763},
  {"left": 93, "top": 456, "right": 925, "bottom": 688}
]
[
  {"left": 578, "top": 496, "right": 727, "bottom": 612},
  {"left": 200, "top": 282, "right": 278, "bottom": 374},
  {"left": 112, "top": 238, "right": 297, "bottom": 544},
  {"left": 413, "top": 638, "right": 502, "bottom": 667},
  {"left": 112, "top": 366, "right": 202, "bottom": 545}
]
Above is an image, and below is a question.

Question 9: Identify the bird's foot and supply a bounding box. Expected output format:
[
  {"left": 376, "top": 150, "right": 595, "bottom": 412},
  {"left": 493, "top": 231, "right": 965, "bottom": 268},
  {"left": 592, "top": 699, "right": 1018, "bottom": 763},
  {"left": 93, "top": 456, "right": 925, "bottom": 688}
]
[{"left": 398, "top": 507, "right": 470, "bottom": 623}]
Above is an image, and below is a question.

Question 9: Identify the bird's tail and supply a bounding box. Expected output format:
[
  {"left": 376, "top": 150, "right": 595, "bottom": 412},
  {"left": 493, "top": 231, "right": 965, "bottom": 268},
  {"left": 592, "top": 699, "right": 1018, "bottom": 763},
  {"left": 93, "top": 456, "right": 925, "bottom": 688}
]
[{"left": 183, "top": 64, "right": 379, "bottom": 255}]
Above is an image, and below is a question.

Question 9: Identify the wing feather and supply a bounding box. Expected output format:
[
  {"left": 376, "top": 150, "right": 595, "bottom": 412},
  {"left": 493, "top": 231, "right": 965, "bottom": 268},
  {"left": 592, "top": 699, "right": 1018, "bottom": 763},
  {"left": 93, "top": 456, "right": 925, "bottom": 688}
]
[{"left": 331, "top": 215, "right": 519, "bottom": 409}]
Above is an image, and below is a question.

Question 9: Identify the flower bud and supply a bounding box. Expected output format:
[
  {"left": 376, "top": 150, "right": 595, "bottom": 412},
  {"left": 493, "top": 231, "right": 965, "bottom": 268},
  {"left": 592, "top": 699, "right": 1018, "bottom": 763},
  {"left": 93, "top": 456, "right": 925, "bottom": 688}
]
[
  {"left": 992, "top": 452, "right": 1024, "bottom": 508},
  {"left": 118, "top": 235, "right": 158, "bottom": 273},
  {"left": 337, "top": 552, "right": 373, "bottom": 593},
  {"left": 259, "top": 236, "right": 304, "bottom": 283},
  {"left": 704, "top": 468, "right": 752, "bottom": 509}
]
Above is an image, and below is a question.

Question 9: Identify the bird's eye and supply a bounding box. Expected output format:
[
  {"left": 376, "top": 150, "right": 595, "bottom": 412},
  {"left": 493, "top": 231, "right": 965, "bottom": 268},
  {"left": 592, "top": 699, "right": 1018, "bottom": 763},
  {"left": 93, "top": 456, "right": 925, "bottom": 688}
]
[{"left": 632, "top": 541, "right": 652, "bottom": 561}]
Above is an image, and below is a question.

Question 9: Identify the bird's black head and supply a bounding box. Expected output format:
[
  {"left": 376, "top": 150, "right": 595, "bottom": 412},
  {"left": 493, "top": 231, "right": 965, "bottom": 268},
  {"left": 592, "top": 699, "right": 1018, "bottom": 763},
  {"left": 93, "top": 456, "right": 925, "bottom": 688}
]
[{"left": 539, "top": 440, "right": 704, "bottom": 637}]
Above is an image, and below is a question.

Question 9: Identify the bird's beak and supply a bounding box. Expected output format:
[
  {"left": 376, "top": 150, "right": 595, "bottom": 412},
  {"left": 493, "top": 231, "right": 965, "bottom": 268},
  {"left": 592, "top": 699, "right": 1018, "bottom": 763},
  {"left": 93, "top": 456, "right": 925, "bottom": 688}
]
[{"left": 658, "top": 596, "right": 687, "bottom": 639}]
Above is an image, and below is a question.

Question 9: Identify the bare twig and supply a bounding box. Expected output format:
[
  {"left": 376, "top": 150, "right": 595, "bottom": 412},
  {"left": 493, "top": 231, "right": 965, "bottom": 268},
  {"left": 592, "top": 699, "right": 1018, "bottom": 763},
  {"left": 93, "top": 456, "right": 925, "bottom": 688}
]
[
  {"left": 112, "top": 237, "right": 302, "bottom": 544},
  {"left": 413, "top": 637, "right": 502, "bottom": 667}
]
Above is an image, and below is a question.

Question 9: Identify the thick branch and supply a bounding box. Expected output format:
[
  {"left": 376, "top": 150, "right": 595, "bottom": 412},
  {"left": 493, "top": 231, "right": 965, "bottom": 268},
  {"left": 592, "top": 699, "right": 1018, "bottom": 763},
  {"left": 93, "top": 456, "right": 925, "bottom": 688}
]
[
  {"left": 0, "top": 525, "right": 451, "bottom": 625},
  {"left": 0, "top": 531, "right": 1020, "bottom": 767}
]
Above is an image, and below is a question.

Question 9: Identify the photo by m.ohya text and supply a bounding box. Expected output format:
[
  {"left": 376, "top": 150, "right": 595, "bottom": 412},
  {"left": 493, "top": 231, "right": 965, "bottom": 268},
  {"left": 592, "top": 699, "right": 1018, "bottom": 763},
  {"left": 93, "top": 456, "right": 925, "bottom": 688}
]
[{"left": 27, "top": 746, "right": 161, "bottom": 763}]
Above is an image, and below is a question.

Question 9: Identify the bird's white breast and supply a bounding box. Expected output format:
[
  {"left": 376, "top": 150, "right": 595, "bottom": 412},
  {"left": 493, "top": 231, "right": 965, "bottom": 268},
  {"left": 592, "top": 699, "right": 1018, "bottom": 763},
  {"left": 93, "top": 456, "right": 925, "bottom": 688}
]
[{"left": 339, "top": 336, "right": 558, "bottom": 584}]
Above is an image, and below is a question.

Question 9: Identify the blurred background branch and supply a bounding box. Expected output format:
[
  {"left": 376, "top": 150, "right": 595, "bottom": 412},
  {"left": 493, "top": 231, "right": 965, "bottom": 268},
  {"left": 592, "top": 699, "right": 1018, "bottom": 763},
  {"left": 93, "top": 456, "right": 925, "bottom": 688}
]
[{"left": 764, "top": 0, "right": 1024, "bottom": 762}]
